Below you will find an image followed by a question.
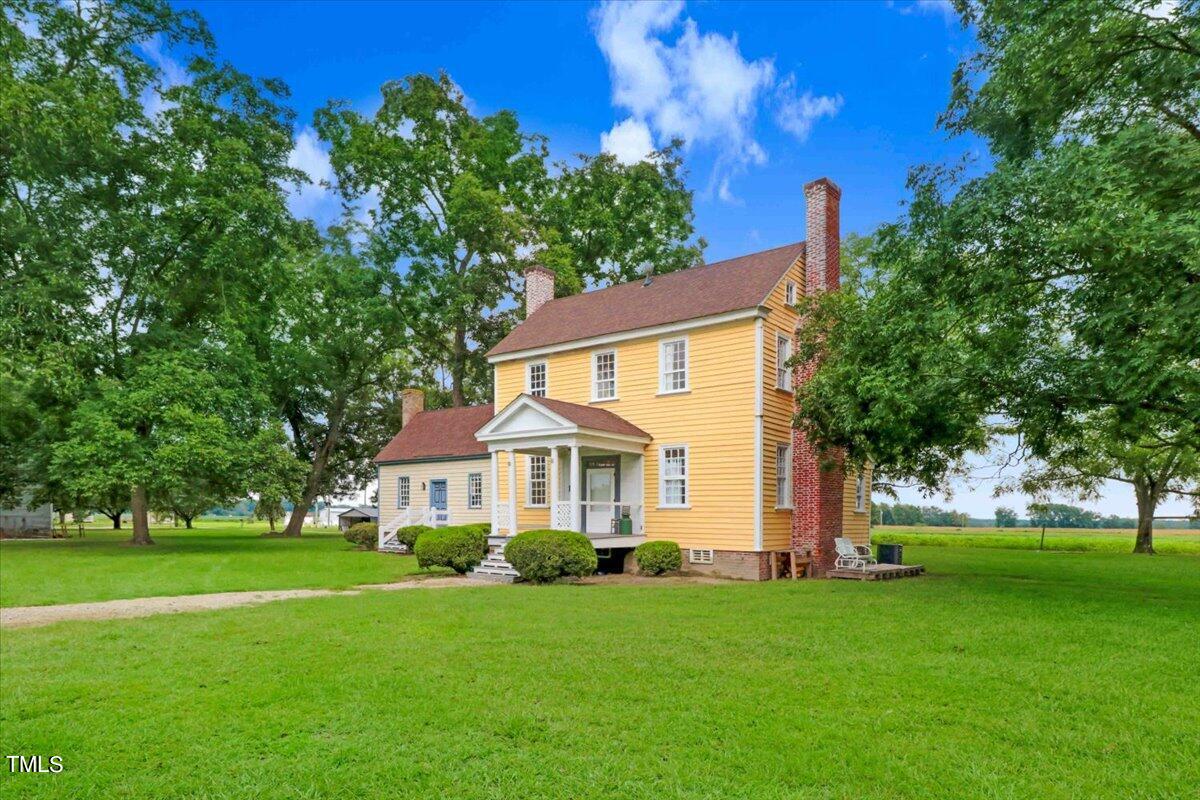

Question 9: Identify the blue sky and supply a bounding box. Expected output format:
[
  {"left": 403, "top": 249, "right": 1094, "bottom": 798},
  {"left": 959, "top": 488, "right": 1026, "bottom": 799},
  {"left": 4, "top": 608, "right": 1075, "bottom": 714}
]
[{"left": 166, "top": 0, "right": 1188, "bottom": 520}]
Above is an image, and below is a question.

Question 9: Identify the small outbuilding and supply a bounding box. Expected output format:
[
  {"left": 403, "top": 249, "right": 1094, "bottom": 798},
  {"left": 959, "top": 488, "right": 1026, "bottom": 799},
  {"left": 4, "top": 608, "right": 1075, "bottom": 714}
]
[{"left": 337, "top": 506, "right": 378, "bottom": 532}]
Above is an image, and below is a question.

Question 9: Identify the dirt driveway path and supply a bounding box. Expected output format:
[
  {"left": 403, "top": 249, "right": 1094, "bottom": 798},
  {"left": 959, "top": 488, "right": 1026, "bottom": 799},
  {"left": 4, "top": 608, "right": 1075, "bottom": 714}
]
[{"left": 0, "top": 576, "right": 487, "bottom": 629}]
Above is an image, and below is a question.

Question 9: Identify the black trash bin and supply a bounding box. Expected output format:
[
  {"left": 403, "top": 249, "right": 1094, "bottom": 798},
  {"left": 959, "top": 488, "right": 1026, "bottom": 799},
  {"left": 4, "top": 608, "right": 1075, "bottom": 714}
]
[{"left": 877, "top": 543, "right": 903, "bottom": 565}]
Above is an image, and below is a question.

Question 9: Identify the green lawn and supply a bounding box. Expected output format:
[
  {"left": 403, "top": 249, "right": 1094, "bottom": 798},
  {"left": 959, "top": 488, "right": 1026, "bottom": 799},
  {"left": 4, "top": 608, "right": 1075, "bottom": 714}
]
[
  {"left": 2, "top": 546, "right": 1197, "bottom": 799},
  {"left": 874, "top": 524, "right": 1200, "bottom": 554},
  {"left": 0, "top": 521, "right": 428, "bottom": 607}
]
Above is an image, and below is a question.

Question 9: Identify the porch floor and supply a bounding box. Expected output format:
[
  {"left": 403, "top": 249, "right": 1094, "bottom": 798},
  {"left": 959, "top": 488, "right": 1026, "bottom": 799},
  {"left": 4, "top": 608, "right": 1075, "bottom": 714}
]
[{"left": 828, "top": 564, "right": 925, "bottom": 581}]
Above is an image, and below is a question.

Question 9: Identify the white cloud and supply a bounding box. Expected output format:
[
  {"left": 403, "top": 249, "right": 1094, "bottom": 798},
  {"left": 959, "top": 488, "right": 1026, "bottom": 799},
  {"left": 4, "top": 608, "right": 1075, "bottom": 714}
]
[
  {"left": 286, "top": 127, "right": 339, "bottom": 223},
  {"left": 774, "top": 74, "right": 844, "bottom": 142},
  {"left": 890, "top": 0, "right": 959, "bottom": 23},
  {"left": 592, "top": 1, "right": 840, "bottom": 202},
  {"left": 140, "top": 35, "right": 189, "bottom": 117},
  {"left": 1147, "top": 0, "right": 1180, "bottom": 19},
  {"left": 601, "top": 118, "right": 656, "bottom": 164}
]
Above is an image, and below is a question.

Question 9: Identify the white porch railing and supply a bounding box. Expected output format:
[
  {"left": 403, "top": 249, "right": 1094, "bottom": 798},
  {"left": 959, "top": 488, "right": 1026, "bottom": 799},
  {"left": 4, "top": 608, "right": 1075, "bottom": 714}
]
[
  {"left": 495, "top": 505, "right": 513, "bottom": 536},
  {"left": 378, "top": 507, "right": 454, "bottom": 551},
  {"left": 551, "top": 501, "right": 572, "bottom": 530},
  {"left": 570, "top": 501, "right": 644, "bottom": 536}
]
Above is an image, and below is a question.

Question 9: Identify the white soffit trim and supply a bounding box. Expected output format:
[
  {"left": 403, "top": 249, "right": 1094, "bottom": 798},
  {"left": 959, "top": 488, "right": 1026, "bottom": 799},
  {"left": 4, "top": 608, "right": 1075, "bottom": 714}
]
[{"left": 487, "top": 307, "right": 769, "bottom": 363}]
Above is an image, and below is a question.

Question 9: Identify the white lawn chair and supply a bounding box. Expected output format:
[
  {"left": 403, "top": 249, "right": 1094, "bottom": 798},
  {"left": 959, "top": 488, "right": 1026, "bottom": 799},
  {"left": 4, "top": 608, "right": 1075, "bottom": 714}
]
[{"left": 834, "top": 537, "right": 876, "bottom": 571}]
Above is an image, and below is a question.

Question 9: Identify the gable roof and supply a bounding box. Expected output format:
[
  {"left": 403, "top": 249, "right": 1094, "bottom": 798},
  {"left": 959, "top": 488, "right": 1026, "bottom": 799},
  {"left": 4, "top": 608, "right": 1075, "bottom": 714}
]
[
  {"left": 488, "top": 241, "right": 805, "bottom": 357},
  {"left": 338, "top": 506, "right": 378, "bottom": 519},
  {"left": 374, "top": 404, "right": 494, "bottom": 464},
  {"left": 475, "top": 394, "right": 651, "bottom": 441}
]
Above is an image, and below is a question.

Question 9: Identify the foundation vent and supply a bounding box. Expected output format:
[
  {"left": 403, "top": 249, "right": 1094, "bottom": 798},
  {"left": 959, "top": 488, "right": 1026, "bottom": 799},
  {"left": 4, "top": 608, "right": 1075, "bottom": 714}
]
[{"left": 689, "top": 548, "right": 715, "bottom": 565}]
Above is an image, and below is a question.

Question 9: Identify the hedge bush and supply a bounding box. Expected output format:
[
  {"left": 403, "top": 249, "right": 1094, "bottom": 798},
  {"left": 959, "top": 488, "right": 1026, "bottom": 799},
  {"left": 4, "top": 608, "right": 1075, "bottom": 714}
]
[
  {"left": 413, "top": 525, "right": 488, "bottom": 573},
  {"left": 344, "top": 522, "right": 378, "bottom": 550},
  {"left": 505, "top": 529, "right": 597, "bottom": 584},
  {"left": 395, "top": 524, "right": 432, "bottom": 551},
  {"left": 634, "top": 540, "right": 682, "bottom": 575}
]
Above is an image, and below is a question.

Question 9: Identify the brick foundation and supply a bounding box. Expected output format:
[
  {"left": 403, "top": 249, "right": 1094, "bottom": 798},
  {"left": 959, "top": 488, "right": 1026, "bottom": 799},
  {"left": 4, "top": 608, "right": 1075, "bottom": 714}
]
[{"left": 680, "top": 550, "right": 772, "bottom": 581}]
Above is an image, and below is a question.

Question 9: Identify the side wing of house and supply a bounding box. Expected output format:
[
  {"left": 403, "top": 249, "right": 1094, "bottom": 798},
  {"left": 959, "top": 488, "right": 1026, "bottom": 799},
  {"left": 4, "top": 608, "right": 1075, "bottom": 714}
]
[{"left": 378, "top": 457, "right": 491, "bottom": 528}]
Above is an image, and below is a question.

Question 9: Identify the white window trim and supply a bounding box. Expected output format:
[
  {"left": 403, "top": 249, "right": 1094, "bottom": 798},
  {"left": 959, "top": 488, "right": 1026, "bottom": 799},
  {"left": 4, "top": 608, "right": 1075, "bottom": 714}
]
[
  {"left": 591, "top": 348, "right": 618, "bottom": 402},
  {"left": 658, "top": 336, "right": 689, "bottom": 395},
  {"left": 775, "top": 443, "right": 793, "bottom": 509},
  {"left": 526, "top": 455, "right": 548, "bottom": 508},
  {"left": 855, "top": 472, "right": 867, "bottom": 513},
  {"left": 658, "top": 443, "right": 690, "bottom": 509},
  {"left": 785, "top": 281, "right": 798, "bottom": 305},
  {"left": 525, "top": 359, "right": 548, "bottom": 397},
  {"left": 775, "top": 332, "right": 793, "bottom": 392},
  {"left": 467, "top": 473, "right": 483, "bottom": 510},
  {"left": 396, "top": 476, "right": 410, "bottom": 509}
]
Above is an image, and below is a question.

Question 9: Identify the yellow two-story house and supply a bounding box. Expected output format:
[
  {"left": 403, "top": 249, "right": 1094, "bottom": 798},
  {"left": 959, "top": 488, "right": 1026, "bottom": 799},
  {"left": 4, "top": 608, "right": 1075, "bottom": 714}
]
[{"left": 376, "top": 178, "right": 869, "bottom": 579}]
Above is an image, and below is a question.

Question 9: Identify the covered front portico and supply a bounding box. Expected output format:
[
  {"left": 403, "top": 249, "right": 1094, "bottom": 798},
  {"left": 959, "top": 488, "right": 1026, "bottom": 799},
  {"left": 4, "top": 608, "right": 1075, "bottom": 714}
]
[{"left": 475, "top": 394, "right": 652, "bottom": 547}]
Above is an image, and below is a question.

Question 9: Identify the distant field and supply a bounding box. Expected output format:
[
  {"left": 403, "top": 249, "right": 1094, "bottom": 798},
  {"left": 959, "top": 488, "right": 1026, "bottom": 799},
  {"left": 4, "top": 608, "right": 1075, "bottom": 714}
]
[
  {"left": 0, "top": 520, "right": 433, "bottom": 607},
  {"left": 873, "top": 525, "right": 1200, "bottom": 554}
]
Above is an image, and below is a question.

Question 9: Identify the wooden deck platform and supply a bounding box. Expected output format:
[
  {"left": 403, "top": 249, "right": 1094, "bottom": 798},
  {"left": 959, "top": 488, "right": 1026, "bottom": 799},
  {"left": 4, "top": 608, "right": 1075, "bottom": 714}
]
[{"left": 828, "top": 564, "right": 925, "bottom": 581}]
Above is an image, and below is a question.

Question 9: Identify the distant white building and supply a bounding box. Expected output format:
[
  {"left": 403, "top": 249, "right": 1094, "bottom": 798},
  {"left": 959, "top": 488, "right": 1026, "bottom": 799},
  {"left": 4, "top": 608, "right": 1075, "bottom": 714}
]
[{"left": 1, "top": 493, "right": 54, "bottom": 537}]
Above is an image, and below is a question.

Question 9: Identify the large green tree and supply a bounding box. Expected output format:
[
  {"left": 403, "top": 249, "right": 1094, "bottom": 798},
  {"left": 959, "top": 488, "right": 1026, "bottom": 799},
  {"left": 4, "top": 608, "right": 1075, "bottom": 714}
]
[
  {"left": 315, "top": 72, "right": 702, "bottom": 406},
  {"left": 2, "top": 1, "right": 306, "bottom": 543},
  {"left": 793, "top": 0, "right": 1199, "bottom": 553}
]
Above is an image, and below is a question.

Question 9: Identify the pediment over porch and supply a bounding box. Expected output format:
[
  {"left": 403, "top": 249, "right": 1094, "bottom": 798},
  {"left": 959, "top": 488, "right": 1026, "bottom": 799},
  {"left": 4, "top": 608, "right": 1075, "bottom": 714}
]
[{"left": 475, "top": 394, "right": 650, "bottom": 454}]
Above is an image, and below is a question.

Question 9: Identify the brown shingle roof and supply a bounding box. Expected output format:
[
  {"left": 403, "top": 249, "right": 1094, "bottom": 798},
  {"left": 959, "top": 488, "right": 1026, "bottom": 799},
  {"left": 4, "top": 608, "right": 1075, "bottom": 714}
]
[
  {"left": 374, "top": 404, "right": 494, "bottom": 464},
  {"left": 488, "top": 241, "right": 805, "bottom": 357},
  {"left": 517, "top": 395, "right": 650, "bottom": 439}
]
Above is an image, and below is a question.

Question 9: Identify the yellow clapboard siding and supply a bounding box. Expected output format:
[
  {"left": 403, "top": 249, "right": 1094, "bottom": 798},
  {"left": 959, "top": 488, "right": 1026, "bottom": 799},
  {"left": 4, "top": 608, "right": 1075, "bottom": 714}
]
[
  {"left": 378, "top": 458, "right": 491, "bottom": 528},
  {"left": 760, "top": 259, "right": 805, "bottom": 551},
  {"left": 842, "top": 464, "right": 872, "bottom": 546},
  {"left": 495, "top": 318, "right": 759, "bottom": 550}
]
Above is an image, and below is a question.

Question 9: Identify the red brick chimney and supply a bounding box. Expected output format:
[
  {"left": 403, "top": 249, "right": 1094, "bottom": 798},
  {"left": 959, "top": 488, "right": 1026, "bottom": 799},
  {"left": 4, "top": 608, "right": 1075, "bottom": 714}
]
[
  {"left": 792, "top": 177, "right": 845, "bottom": 575},
  {"left": 524, "top": 265, "right": 555, "bottom": 317},
  {"left": 401, "top": 388, "right": 425, "bottom": 428}
]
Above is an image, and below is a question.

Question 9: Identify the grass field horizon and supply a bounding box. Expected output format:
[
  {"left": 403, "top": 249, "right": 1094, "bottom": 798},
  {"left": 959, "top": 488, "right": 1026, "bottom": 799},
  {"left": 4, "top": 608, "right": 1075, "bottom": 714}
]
[
  {"left": 2, "top": 545, "right": 1196, "bottom": 799},
  {"left": 873, "top": 524, "right": 1200, "bottom": 555}
]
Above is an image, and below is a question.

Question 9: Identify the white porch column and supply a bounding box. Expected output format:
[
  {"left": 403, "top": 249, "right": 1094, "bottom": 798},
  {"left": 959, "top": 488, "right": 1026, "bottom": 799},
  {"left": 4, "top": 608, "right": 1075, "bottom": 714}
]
[
  {"left": 490, "top": 451, "right": 499, "bottom": 534},
  {"left": 549, "top": 447, "right": 560, "bottom": 507},
  {"left": 569, "top": 444, "right": 581, "bottom": 532},
  {"left": 507, "top": 450, "right": 517, "bottom": 537}
]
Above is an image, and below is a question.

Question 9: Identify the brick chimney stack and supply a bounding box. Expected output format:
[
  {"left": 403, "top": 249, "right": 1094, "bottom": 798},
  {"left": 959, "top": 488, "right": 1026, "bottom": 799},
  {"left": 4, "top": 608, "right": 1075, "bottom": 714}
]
[
  {"left": 524, "top": 265, "right": 556, "bottom": 318},
  {"left": 792, "top": 177, "right": 845, "bottom": 575},
  {"left": 400, "top": 388, "right": 425, "bottom": 428}
]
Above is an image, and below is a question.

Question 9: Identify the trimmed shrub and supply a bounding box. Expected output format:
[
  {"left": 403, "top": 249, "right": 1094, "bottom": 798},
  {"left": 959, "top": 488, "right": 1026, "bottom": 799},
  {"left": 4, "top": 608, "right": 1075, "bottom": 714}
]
[
  {"left": 634, "top": 540, "right": 682, "bottom": 575},
  {"left": 396, "top": 524, "right": 432, "bottom": 552},
  {"left": 344, "top": 522, "right": 378, "bottom": 550},
  {"left": 461, "top": 522, "right": 491, "bottom": 536},
  {"left": 413, "top": 525, "right": 488, "bottom": 573},
  {"left": 505, "top": 529, "right": 597, "bottom": 584}
]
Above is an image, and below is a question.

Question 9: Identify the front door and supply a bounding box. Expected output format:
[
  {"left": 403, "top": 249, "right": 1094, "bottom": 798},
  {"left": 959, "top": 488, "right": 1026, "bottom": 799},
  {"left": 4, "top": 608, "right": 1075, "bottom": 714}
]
[
  {"left": 585, "top": 468, "right": 615, "bottom": 534},
  {"left": 430, "top": 480, "right": 448, "bottom": 511}
]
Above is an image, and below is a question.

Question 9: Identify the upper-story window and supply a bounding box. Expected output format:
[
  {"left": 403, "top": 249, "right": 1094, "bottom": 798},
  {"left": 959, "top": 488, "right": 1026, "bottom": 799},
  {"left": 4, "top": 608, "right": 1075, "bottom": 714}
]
[
  {"left": 526, "top": 360, "right": 547, "bottom": 397},
  {"left": 775, "top": 333, "right": 793, "bottom": 391},
  {"left": 659, "top": 337, "right": 688, "bottom": 394},
  {"left": 785, "top": 281, "right": 798, "bottom": 305},
  {"left": 592, "top": 349, "right": 617, "bottom": 401}
]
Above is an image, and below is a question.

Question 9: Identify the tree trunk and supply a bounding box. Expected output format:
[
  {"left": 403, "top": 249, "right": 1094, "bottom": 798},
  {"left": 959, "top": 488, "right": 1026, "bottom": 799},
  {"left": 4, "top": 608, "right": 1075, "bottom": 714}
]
[
  {"left": 1133, "top": 481, "right": 1156, "bottom": 555},
  {"left": 281, "top": 393, "right": 350, "bottom": 537},
  {"left": 450, "top": 324, "right": 466, "bottom": 407},
  {"left": 109, "top": 512, "right": 122, "bottom": 530},
  {"left": 184, "top": 516, "right": 193, "bottom": 529},
  {"left": 129, "top": 486, "right": 154, "bottom": 545},
  {"left": 268, "top": 514, "right": 277, "bottom": 533}
]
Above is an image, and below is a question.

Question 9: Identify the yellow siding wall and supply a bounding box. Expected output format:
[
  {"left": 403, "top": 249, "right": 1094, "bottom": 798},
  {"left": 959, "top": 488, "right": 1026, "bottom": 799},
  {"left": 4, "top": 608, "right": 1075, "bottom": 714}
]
[
  {"left": 760, "top": 259, "right": 805, "bottom": 551},
  {"left": 842, "top": 465, "right": 872, "bottom": 546},
  {"left": 378, "top": 458, "right": 491, "bottom": 527},
  {"left": 495, "top": 318, "right": 759, "bottom": 550}
]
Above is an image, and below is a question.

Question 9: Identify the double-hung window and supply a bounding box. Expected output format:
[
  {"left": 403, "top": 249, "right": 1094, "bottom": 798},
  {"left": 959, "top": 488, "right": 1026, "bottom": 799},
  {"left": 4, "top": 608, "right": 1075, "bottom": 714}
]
[
  {"left": 527, "top": 456, "right": 547, "bottom": 507},
  {"left": 660, "top": 445, "right": 689, "bottom": 508},
  {"left": 785, "top": 281, "right": 798, "bottom": 305},
  {"left": 592, "top": 350, "right": 617, "bottom": 401},
  {"left": 396, "top": 476, "right": 410, "bottom": 509},
  {"left": 659, "top": 337, "right": 688, "bottom": 394},
  {"left": 526, "top": 361, "right": 547, "bottom": 397},
  {"left": 776, "top": 444, "right": 792, "bottom": 508},
  {"left": 775, "top": 333, "right": 793, "bottom": 391},
  {"left": 468, "top": 473, "right": 483, "bottom": 509},
  {"left": 855, "top": 472, "right": 867, "bottom": 512}
]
